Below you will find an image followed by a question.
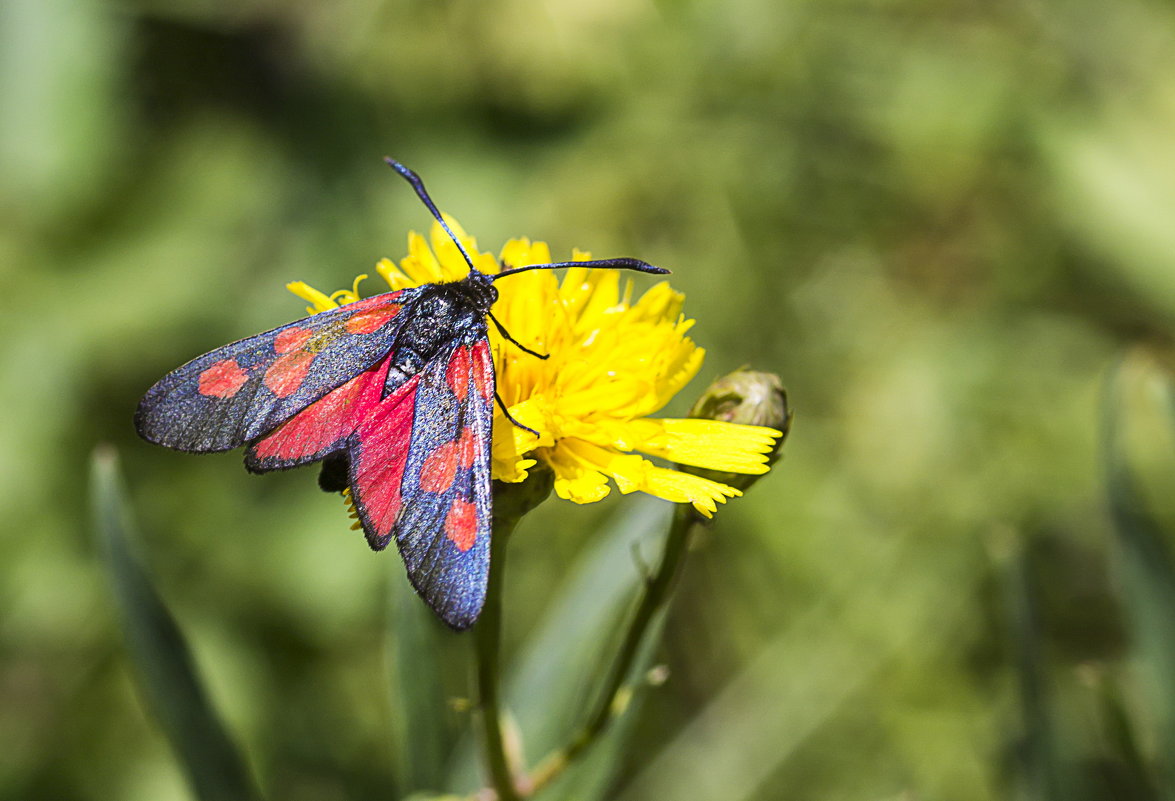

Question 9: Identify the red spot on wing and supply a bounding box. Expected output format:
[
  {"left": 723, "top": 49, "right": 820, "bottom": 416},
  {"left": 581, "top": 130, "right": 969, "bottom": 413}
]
[
  {"left": 198, "top": 359, "right": 249, "bottom": 398},
  {"left": 264, "top": 351, "right": 316, "bottom": 397},
  {"left": 352, "top": 381, "right": 419, "bottom": 538},
  {"left": 446, "top": 346, "right": 471, "bottom": 400},
  {"left": 251, "top": 358, "right": 390, "bottom": 462},
  {"left": 347, "top": 293, "right": 404, "bottom": 312},
  {"left": 274, "top": 327, "right": 311, "bottom": 354},
  {"left": 420, "top": 442, "right": 458, "bottom": 493},
  {"left": 470, "top": 339, "right": 494, "bottom": 401},
  {"left": 456, "top": 426, "right": 478, "bottom": 469},
  {"left": 346, "top": 306, "right": 401, "bottom": 334},
  {"left": 444, "top": 499, "right": 478, "bottom": 552},
  {"left": 419, "top": 426, "right": 479, "bottom": 494}
]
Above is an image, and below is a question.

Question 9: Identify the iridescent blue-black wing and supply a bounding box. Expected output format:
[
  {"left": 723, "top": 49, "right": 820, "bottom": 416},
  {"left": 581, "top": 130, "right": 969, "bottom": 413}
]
[
  {"left": 346, "top": 337, "right": 495, "bottom": 629},
  {"left": 135, "top": 291, "right": 417, "bottom": 452}
]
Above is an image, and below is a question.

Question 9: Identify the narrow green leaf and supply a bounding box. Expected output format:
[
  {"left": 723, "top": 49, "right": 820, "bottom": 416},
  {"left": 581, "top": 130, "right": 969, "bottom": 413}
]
[
  {"left": 387, "top": 564, "right": 461, "bottom": 795},
  {"left": 1103, "top": 349, "right": 1175, "bottom": 795},
  {"left": 90, "top": 446, "right": 260, "bottom": 801},
  {"left": 995, "top": 533, "right": 1064, "bottom": 801},
  {"left": 446, "top": 499, "right": 672, "bottom": 794},
  {"left": 506, "top": 501, "right": 671, "bottom": 754},
  {"left": 615, "top": 532, "right": 984, "bottom": 801},
  {"left": 539, "top": 609, "right": 667, "bottom": 801},
  {"left": 1087, "top": 666, "right": 1162, "bottom": 801}
]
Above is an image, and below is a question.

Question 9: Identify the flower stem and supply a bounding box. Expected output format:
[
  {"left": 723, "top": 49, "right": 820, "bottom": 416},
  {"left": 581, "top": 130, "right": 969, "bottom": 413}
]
[
  {"left": 528, "top": 504, "right": 702, "bottom": 792},
  {"left": 475, "top": 517, "right": 521, "bottom": 801}
]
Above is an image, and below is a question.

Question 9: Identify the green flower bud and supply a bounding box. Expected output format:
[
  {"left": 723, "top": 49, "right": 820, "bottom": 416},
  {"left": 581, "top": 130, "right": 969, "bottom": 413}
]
[{"left": 684, "top": 369, "right": 791, "bottom": 491}]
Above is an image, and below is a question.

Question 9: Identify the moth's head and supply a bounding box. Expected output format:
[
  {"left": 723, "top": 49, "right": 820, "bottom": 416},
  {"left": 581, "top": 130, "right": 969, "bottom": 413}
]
[{"left": 463, "top": 268, "right": 499, "bottom": 311}]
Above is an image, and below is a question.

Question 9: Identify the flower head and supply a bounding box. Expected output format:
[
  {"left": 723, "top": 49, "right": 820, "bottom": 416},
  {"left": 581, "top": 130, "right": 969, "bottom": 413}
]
[{"left": 289, "top": 215, "right": 781, "bottom": 517}]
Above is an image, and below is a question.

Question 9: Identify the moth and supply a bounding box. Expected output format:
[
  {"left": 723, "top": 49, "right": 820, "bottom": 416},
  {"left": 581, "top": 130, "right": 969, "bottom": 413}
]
[{"left": 135, "top": 159, "right": 666, "bottom": 629}]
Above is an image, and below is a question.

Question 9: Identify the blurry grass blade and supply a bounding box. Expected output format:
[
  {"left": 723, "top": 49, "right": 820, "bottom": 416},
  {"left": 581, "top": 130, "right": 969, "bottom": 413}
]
[
  {"left": 1108, "top": 348, "right": 1175, "bottom": 530},
  {"left": 994, "top": 531, "right": 1063, "bottom": 800},
  {"left": 539, "top": 610, "right": 667, "bottom": 801},
  {"left": 387, "top": 564, "right": 459, "bottom": 795},
  {"left": 90, "top": 446, "right": 260, "bottom": 801},
  {"left": 1103, "top": 349, "right": 1175, "bottom": 790},
  {"left": 446, "top": 499, "right": 672, "bottom": 794},
  {"left": 1084, "top": 665, "right": 1162, "bottom": 801},
  {"left": 617, "top": 533, "right": 982, "bottom": 801}
]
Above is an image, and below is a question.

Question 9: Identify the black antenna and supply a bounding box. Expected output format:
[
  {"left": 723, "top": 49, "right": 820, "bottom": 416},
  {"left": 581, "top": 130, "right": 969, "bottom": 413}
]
[
  {"left": 386, "top": 157, "right": 669, "bottom": 279},
  {"left": 495, "top": 258, "right": 667, "bottom": 279},
  {"left": 385, "top": 158, "right": 480, "bottom": 274}
]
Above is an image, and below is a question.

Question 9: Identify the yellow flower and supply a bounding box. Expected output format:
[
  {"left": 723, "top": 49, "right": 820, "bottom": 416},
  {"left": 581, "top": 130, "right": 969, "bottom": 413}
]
[{"left": 288, "top": 215, "right": 780, "bottom": 517}]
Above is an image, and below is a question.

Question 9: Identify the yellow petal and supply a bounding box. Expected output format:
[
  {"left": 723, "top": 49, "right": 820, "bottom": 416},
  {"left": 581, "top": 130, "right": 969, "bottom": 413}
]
[
  {"left": 631, "top": 281, "right": 685, "bottom": 323},
  {"left": 402, "top": 230, "right": 446, "bottom": 284},
  {"left": 286, "top": 281, "right": 339, "bottom": 314},
  {"left": 627, "top": 418, "right": 781, "bottom": 473},
  {"left": 547, "top": 444, "right": 613, "bottom": 504},
  {"left": 329, "top": 274, "right": 367, "bottom": 305},
  {"left": 376, "top": 257, "right": 417, "bottom": 291},
  {"left": 649, "top": 342, "right": 705, "bottom": 413},
  {"left": 639, "top": 466, "right": 742, "bottom": 518}
]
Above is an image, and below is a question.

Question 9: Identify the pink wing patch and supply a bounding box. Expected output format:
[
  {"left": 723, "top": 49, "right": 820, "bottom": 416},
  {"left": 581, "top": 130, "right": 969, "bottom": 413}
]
[
  {"left": 346, "top": 306, "right": 401, "bottom": 334},
  {"left": 263, "top": 351, "right": 316, "bottom": 397},
  {"left": 471, "top": 339, "right": 494, "bottom": 401},
  {"left": 419, "top": 427, "right": 478, "bottom": 493},
  {"left": 250, "top": 357, "right": 391, "bottom": 464},
  {"left": 446, "top": 345, "right": 471, "bottom": 401},
  {"left": 444, "top": 499, "right": 478, "bottom": 552},
  {"left": 350, "top": 379, "right": 420, "bottom": 543},
  {"left": 198, "top": 359, "right": 249, "bottom": 398},
  {"left": 274, "top": 327, "right": 312, "bottom": 353}
]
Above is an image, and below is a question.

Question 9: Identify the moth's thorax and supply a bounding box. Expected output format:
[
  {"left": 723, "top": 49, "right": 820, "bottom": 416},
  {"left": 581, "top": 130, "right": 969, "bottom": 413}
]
[
  {"left": 385, "top": 270, "right": 496, "bottom": 391},
  {"left": 449, "top": 269, "right": 498, "bottom": 313}
]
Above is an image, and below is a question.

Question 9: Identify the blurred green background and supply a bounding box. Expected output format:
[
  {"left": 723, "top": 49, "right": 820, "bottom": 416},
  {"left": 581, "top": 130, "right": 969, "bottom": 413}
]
[{"left": 6, "top": 0, "right": 1175, "bottom": 798}]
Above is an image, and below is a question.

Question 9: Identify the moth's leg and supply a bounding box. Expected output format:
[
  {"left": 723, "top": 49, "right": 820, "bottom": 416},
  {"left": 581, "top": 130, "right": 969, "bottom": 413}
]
[
  {"left": 488, "top": 312, "right": 548, "bottom": 360},
  {"left": 495, "top": 391, "right": 540, "bottom": 439}
]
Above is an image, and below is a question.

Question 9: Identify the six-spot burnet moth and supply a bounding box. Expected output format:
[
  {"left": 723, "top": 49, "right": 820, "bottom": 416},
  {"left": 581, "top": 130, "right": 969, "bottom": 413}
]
[{"left": 134, "top": 159, "right": 667, "bottom": 630}]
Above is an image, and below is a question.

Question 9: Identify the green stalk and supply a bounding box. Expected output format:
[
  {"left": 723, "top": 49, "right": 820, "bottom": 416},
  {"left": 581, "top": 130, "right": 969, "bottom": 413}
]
[
  {"left": 475, "top": 516, "right": 522, "bottom": 801},
  {"left": 527, "top": 504, "right": 700, "bottom": 792}
]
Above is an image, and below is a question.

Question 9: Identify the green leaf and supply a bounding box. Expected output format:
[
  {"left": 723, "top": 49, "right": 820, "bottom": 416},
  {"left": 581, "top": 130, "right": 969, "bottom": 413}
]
[
  {"left": 614, "top": 529, "right": 986, "bottom": 801},
  {"left": 996, "top": 532, "right": 1064, "bottom": 801},
  {"left": 387, "top": 565, "right": 461, "bottom": 795},
  {"left": 90, "top": 446, "right": 260, "bottom": 801},
  {"left": 447, "top": 499, "right": 672, "bottom": 795},
  {"left": 1087, "top": 666, "right": 1162, "bottom": 801},
  {"left": 539, "top": 608, "right": 667, "bottom": 801},
  {"left": 1103, "top": 348, "right": 1175, "bottom": 794}
]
